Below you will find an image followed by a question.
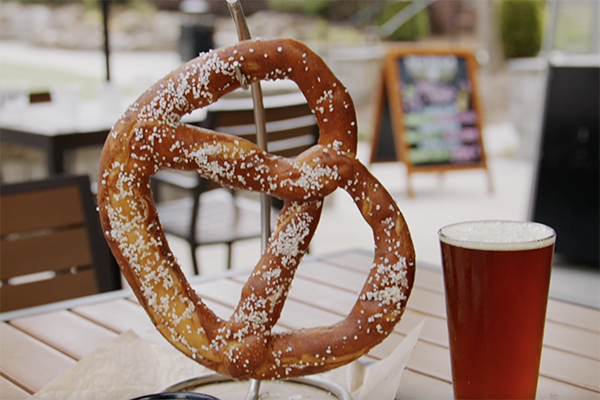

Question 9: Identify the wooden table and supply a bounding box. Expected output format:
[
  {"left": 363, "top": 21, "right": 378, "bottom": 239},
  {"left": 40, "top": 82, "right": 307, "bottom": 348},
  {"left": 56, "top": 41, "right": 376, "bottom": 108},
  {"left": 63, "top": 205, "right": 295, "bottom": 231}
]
[
  {"left": 0, "top": 101, "right": 117, "bottom": 175},
  {"left": 1, "top": 250, "right": 598, "bottom": 399},
  {"left": 0, "top": 100, "right": 207, "bottom": 176}
]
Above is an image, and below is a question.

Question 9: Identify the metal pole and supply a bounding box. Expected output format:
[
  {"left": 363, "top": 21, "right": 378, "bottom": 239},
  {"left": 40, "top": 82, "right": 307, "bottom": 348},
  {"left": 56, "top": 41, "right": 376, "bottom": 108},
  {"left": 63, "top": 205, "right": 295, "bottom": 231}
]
[
  {"left": 101, "top": 0, "right": 111, "bottom": 81},
  {"left": 591, "top": 0, "right": 599, "bottom": 54},
  {"left": 227, "top": 0, "right": 271, "bottom": 251},
  {"left": 226, "top": 1, "right": 268, "bottom": 399}
]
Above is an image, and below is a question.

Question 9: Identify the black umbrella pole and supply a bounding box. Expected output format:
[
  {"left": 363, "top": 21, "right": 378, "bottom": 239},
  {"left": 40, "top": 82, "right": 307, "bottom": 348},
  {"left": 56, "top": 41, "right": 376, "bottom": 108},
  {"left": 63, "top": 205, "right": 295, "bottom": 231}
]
[{"left": 102, "top": 0, "right": 111, "bottom": 81}]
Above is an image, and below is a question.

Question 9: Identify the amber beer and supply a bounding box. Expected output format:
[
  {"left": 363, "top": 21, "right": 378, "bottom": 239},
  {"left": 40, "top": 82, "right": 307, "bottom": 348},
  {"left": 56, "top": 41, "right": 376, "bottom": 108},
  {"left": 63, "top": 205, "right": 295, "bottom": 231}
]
[{"left": 439, "top": 221, "right": 556, "bottom": 399}]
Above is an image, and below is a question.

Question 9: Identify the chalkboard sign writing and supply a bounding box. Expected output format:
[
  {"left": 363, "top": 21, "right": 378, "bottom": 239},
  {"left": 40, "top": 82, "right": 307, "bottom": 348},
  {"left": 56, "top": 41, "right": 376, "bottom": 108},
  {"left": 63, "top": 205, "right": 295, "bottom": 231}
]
[
  {"left": 398, "top": 54, "right": 482, "bottom": 165},
  {"left": 370, "top": 47, "right": 492, "bottom": 197}
]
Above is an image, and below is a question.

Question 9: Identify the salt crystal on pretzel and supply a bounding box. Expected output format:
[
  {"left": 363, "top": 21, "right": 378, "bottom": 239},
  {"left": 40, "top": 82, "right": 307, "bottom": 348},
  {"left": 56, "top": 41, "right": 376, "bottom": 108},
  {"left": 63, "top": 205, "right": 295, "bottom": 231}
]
[{"left": 97, "top": 38, "right": 415, "bottom": 380}]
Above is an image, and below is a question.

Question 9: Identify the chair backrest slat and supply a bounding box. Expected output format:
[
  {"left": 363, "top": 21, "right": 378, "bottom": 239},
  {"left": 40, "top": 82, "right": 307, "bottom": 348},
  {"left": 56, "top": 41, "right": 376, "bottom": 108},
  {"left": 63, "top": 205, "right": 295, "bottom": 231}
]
[
  {"left": 210, "top": 103, "right": 313, "bottom": 128},
  {"left": 0, "top": 186, "right": 84, "bottom": 236},
  {"left": 205, "top": 93, "right": 318, "bottom": 160},
  {"left": 0, "top": 175, "right": 121, "bottom": 313},
  {"left": 1, "top": 227, "right": 93, "bottom": 280},
  {"left": 217, "top": 115, "right": 316, "bottom": 137},
  {"left": 0, "top": 269, "right": 98, "bottom": 312}
]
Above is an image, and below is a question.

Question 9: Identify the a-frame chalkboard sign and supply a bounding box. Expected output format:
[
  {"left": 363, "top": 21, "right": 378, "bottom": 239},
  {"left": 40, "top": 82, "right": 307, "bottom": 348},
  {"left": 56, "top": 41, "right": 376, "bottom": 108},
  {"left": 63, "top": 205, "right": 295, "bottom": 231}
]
[{"left": 370, "top": 47, "right": 493, "bottom": 197}]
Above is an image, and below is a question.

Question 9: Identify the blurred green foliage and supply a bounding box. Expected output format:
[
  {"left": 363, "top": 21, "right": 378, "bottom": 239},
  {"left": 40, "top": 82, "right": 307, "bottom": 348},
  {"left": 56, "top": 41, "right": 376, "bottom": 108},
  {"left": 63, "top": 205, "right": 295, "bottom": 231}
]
[
  {"left": 8, "top": 0, "right": 134, "bottom": 8},
  {"left": 12, "top": 0, "right": 72, "bottom": 3},
  {"left": 268, "top": 0, "right": 430, "bottom": 41},
  {"left": 268, "top": 0, "right": 330, "bottom": 17},
  {"left": 267, "top": 0, "right": 392, "bottom": 22},
  {"left": 377, "top": 1, "right": 430, "bottom": 42},
  {"left": 498, "top": 0, "right": 545, "bottom": 58}
]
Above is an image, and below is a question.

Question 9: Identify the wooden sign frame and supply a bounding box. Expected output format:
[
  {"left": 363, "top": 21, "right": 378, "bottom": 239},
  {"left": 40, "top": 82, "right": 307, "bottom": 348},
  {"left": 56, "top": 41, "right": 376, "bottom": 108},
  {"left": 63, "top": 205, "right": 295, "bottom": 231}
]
[{"left": 370, "top": 46, "right": 493, "bottom": 197}]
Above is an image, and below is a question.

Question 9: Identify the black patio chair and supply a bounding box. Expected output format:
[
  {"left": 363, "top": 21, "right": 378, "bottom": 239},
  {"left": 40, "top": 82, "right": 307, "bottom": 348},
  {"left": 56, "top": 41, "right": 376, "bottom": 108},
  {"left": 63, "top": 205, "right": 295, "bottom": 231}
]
[{"left": 0, "top": 175, "right": 121, "bottom": 312}]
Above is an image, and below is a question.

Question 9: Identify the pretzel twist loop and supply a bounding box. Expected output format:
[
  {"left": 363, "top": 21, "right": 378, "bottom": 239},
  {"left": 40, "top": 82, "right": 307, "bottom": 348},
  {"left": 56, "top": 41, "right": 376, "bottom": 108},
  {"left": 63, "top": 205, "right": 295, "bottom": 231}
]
[{"left": 98, "top": 38, "right": 415, "bottom": 380}]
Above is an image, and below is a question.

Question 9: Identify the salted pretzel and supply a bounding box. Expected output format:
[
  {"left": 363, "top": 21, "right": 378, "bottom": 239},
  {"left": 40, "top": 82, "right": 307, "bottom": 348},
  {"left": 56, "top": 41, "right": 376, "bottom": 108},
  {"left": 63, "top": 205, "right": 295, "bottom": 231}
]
[{"left": 97, "top": 38, "right": 415, "bottom": 380}]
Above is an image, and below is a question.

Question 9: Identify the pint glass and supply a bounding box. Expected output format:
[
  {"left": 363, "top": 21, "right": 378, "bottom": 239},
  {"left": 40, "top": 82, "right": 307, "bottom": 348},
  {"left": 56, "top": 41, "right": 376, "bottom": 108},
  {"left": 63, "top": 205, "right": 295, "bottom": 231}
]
[{"left": 438, "top": 221, "right": 556, "bottom": 399}]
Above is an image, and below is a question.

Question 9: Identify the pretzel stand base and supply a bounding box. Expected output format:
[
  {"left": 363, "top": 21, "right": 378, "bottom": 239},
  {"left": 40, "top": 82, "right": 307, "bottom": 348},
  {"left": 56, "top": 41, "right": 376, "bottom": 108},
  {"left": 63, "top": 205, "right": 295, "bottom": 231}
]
[
  {"left": 97, "top": 37, "right": 415, "bottom": 394},
  {"left": 160, "top": 374, "right": 351, "bottom": 399}
]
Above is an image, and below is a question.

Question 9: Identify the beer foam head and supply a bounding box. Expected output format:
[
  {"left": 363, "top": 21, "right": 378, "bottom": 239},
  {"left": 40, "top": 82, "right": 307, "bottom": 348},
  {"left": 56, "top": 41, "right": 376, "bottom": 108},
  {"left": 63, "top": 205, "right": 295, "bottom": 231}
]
[{"left": 439, "top": 221, "right": 556, "bottom": 251}]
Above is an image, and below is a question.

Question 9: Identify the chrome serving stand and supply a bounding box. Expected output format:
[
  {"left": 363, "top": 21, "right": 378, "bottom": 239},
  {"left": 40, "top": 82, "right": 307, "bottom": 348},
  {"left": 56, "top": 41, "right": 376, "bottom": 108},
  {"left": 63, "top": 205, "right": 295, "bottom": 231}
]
[
  {"left": 162, "top": 374, "right": 352, "bottom": 400},
  {"left": 227, "top": 1, "right": 268, "bottom": 397},
  {"left": 161, "top": 1, "right": 351, "bottom": 399},
  {"left": 226, "top": 0, "right": 272, "bottom": 248}
]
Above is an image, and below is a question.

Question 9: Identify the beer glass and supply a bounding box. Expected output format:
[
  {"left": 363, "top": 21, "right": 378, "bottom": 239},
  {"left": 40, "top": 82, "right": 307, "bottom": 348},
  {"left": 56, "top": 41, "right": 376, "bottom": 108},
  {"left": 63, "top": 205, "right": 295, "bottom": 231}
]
[{"left": 438, "top": 220, "right": 556, "bottom": 399}]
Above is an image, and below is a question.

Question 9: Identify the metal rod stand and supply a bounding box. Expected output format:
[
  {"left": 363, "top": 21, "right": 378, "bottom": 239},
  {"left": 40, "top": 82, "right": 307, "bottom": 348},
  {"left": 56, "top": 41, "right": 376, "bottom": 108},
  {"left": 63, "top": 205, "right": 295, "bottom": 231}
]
[
  {"left": 227, "top": 0, "right": 271, "bottom": 249},
  {"left": 226, "top": 1, "right": 269, "bottom": 399}
]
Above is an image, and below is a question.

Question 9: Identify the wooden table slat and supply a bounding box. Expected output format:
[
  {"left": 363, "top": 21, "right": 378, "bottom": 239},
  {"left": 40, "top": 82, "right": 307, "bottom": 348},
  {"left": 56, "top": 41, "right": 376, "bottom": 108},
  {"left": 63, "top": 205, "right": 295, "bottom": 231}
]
[
  {"left": 540, "top": 346, "right": 600, "bottom": 392},
  {"left": 369, "top": 332, "right": 453, "bottom": 383},
  {"left": 0, "top": 322, "right": 76, "bottom": 393},
  {"left": 397, "top": 369, "right": 453, "bottom": 399},
  {"left": 191, "top": 279, "right": 244, "bottom": 309},
  {"left": 296, "top": 260, "right": 369, "bottom": 293},
  {"left": 0, "top": 375, "right": 30, "bottom": 400},
  {"left": 396, "top": 310, "right": 449, "bottom": 347},
  {"left": 279, "top": 299, "right": 347, "bottom": 330},
  {"left": 9, "top": 309, "right": 118, "bottom": 361},
  {"left": 412, "top": 267, "right": 446, "bottom": 293},
  {"left": 537, "top": 375, "right": 600, "bottom": 399},
  {"left": 402, "top": 289, "right": 447, "bottom": 319},
  {"left": 547, "top": 299, "right": 600, "bottom": 332},
  {"left": 71, "top": 299, "right": 169, "bottom": 347},
  {"left": 544, "top": 320, "right": 600, "bottom": 360},
  {"left": 317, "top": 250, "right": 374, "bottom": 271},
  {"left": 261, "top": 274, "right": 358, "bottom": 316}
]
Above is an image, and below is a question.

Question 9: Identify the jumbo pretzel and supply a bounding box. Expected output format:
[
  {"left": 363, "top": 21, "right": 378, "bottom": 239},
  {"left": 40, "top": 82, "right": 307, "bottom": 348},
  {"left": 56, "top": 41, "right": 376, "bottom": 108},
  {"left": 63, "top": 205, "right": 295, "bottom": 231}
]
[{"left": 97, "top": 38, "right": 415, "bottom": 380}]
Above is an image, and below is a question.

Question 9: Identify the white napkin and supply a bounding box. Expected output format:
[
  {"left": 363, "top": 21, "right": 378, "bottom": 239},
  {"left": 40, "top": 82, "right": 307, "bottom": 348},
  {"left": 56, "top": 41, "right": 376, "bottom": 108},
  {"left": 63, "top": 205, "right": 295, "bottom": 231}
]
[
  {"left": 32, "top": 319, "right": 425, "bottom": 400},
  {"left": 31, "top": 330, "right": 209, "bottom": 400},
  {"left": 321, "top": 318, "right": 425, "bottom": 400}
]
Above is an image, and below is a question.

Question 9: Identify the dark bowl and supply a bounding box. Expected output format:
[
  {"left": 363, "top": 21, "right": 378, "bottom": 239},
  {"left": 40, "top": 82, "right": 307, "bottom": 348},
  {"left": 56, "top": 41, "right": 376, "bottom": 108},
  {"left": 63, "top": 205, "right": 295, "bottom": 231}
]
[{"left": 130, "top": 392, "right": 220, "bottom": 400}]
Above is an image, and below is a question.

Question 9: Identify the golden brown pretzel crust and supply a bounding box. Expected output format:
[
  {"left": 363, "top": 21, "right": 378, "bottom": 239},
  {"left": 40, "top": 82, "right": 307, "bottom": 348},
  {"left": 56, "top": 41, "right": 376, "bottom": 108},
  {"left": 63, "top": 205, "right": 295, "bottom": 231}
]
[{"left": 97, "top": 38, "right": 415, "bottom": 380}]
